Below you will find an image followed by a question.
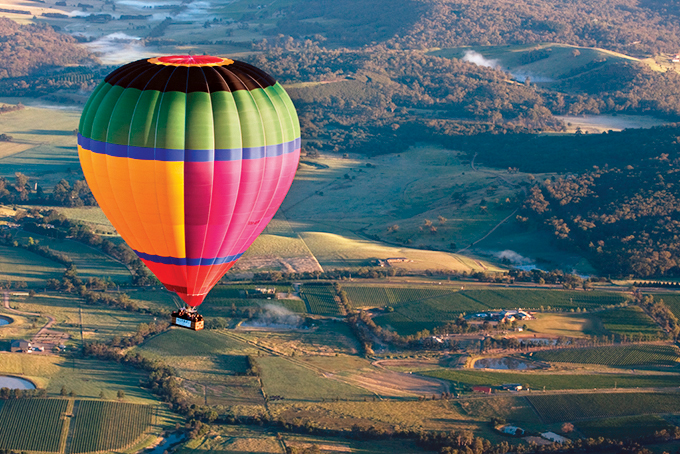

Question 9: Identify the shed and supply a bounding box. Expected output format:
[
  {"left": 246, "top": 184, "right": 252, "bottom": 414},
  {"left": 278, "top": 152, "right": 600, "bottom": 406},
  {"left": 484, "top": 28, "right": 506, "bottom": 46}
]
[
  {"left": 502, "top": 425, "right": 525, "bottom": 436},
  {"left": 10, "top": 340, "right": 30, "bottom": 352},
  {"left": 501, "top": 383, "right": 523, "bottom": 391},
  {"left": 472, "top": 386, "right": 492, "bottom": 394},
  {"left": 541, "top": 432, "right": 568, "bottom": 443}
]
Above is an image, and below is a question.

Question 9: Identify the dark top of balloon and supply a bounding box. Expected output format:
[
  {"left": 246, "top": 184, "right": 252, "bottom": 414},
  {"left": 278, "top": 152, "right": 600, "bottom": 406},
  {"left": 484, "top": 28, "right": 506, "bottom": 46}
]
[{"left": 103, "top": 55, "right": 277, "bottom": 93}]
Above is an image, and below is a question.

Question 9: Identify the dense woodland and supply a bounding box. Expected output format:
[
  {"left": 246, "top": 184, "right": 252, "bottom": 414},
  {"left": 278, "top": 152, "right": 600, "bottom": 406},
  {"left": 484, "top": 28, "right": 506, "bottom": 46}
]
[
  {"left": 521, "top": 136, "right": 680, "bottom": 277},
  {"left": 271, "top": 0, "right": 680, "bottom": 55},
  {"left": 0, "top": 18, "right": 96, "bottom": 78}
]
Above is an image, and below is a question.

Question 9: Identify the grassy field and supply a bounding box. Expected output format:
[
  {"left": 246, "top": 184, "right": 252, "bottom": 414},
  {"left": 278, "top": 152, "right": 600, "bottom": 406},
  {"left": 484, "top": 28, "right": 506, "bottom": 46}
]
[
  {"left": 0, "top": 105, "right": 81, "bottom": 186},
  {"left": 576, "top": 415, "right": 677, "bottom": 440},
  {"left": 136, "top": 329, "right": 264, "bottom": 407},
  {"left": 178, "top": 425, "right": 284, "bottom": 454},
  {"left": 15, "top": 231, "right": 131, "bottom": 282},
  {"left": 0, "top": 243, "right": 64, "bottom": 284},
  {"left": 0, "top": 398, "right": 68, "bottom": 452},
  {"left": 530, "top": 344, "right": 680, "bottom": 367},
  {"left": 366, "top": 288, "right": 629, "bottom": 336},
  {"left": 270, "top": 399, "right": 480, "bottom": 432},
  {"left": 0, "top": 353, "right": 160, "bottom": 404},
  {"left": 654, "top": 293, "right": 680, "bottom": 319},
  {"left": 596, "top": 306, "right": 662, "bottom": 337},
  {"left": 528, "top": 393, "right": 680, "bottom": 423},
  {"left": 457, "top": 396, "right": 542, "bottom": 426},
  {"left": 68, "top": 400, "right": 153, "bottom": 454},
  {"left": 15, "top": 293, "right": 157, "bottom": 343},
  {"left": 420, "top": 369, "right": 680, "bottom": 390},
  {"left": 257, "top": 356, "right": 373, "bottom": 401}
]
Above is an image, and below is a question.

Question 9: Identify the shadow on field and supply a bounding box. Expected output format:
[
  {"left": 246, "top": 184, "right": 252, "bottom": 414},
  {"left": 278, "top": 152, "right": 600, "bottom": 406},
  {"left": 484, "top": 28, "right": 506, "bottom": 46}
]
[{"left": 27, "top": 129, "right": 76, "bottom": 136}]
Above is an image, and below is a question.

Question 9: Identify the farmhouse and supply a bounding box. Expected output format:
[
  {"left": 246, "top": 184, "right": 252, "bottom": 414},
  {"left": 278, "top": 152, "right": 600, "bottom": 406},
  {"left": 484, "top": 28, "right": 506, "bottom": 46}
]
[
  {"left": 500, "top": 425, "right": 525, "bottom": 436},
  {"left": 246, "top": 288, "right": 276, "bottom": 298}
]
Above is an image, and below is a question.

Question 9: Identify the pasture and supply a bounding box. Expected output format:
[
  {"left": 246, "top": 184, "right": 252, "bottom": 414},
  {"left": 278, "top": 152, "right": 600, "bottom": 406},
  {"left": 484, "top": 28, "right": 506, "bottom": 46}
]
[
  {"left": 256, "top": 355, "right": 373, "bottom": 401},
  {"left": 421, "top": 369, "right": 680, "bottom": 390},
  {"left": 363, "top": 287, "right": 629, "bottom": 336},
  {"left": 14, "top": 231, "right": 131, "bottom": 282},
  {"left": 530, "top": 344, "right": 680, "bottom": 367},
  {"left": 135, "top": 329, "right": 265, "bottom": 407},
  {"left": 576, "top": 415, "right": 677, "bottom": 440},
  {"left": 16, "top": 293, "right": 157, "bottom": 343},
  {"left": 527, "top": 393, "right": 680, "bottom": 423},
  {"left": 0, "top": 244, "right": 64, "bottom": 284},
  {"left": 0, "top": 104, "right": 81, "bottom": 186}
]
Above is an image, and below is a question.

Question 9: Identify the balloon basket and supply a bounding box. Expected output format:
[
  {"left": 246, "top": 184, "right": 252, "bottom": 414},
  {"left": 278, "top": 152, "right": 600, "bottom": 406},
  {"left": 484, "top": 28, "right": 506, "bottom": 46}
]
[{"left": 171, "top": 308, "right": 204, "bottom": 331}]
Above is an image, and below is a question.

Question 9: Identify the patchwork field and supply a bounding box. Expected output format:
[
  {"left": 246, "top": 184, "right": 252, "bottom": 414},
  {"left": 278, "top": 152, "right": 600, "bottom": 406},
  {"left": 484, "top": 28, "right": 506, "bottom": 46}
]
[{"left": 0, "top": 398, "right": 155, "bottom": 454}]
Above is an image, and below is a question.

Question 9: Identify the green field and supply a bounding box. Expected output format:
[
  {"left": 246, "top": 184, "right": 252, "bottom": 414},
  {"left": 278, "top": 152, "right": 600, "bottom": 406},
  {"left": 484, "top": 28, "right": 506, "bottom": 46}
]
[
  {"left": 421, "top": 369, "right": 680, "bottom": 390},
  {"left": 0, "top": 243, "right": 64, "bottom": 284},
  {"left": 597, "top": 306, "right": 662, "bottom": 337},
  {"left": 366, "top": 288, "right": 629, "bottom": 335},
  {"left": 16, "top": 293, "right": 158, "bottom": 343},
  {"left": 68, "top": 400, "right": 153, "bottom": 454},
  {"left": 576, "top": 415, "right": 677, "bottom": 440},
  {"left": 300, "top": 284, "right": 342, "bottom": 316},
  {"left": 256, "top": 356, "right": 373, "bottom": 401},
  {"left": 0, "top": 398, "right": 68, "bottom": 452},
  {"left": 530, "top": 344, "right": 680, "bottom": 367},
  {"left": 15, "top": 231, "right": 130, "bottom": 282},
  {"left": 528, "top": 393, "right": 680, "bottom": 423},
  {"left": 653, "top": 294, "right": 680, "bottom": 319}
]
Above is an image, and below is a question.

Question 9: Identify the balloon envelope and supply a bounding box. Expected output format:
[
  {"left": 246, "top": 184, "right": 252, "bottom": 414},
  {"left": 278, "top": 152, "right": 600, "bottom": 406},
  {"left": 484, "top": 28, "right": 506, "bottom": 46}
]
[{"left": 77, "top": 55, "right": 300, "bottom": 307}]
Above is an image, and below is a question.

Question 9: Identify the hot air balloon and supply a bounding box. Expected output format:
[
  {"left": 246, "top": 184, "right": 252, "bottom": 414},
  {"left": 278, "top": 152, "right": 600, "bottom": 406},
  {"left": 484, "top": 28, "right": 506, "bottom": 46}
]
[{"left": 77, "top": 55, "right": 300, "bottom": 329}]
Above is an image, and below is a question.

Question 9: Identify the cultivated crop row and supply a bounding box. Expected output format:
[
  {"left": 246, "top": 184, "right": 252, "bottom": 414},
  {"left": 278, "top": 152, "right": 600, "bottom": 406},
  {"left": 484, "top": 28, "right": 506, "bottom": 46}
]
[
  {"left": 532, "top": 344, "right": 679, "bottom": 367},
  {"left": 0, "top": 398, "right": 67, "bottom": 452},
  {"left": 596, "top": 306, "right": 661, "bottom": 336},
  {"left": 68, "top": 400, "right": 153, "bottom": 454},
  {"left": 528, "top": 393, "right": 680, "bottom": 423},
  {"left": 301, "top": 285, "right": 342, "bottom": 315}
]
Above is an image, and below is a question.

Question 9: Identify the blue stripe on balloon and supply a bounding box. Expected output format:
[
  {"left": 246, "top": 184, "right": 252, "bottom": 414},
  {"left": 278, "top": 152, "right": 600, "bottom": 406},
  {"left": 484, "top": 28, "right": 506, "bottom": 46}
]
[
  {"left": 134, "top": 250, "right": 244, "bottom": 266},
  {"left": 78, "top": 134, "right": 301, "bottom": 162}
]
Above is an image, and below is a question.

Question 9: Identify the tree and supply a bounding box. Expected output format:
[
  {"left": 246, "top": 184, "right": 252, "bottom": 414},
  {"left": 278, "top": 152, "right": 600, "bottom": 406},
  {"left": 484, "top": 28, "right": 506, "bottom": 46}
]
[
  {"left": 117, "top": 389, "right": 125, "bottom": 400},
  {"left": 561, "top": 422, "right": 574, "bottom": 433},
  {"left": 60, "top": 386, "right": 67, "bottom": 396},
  {"left": 99, "top": 390, "right": 105, "bottom": 399}
]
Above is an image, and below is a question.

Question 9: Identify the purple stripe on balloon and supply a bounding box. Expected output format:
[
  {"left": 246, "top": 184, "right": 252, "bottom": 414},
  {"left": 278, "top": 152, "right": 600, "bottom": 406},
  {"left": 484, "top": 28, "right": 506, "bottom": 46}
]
[
  {"left": 78, "top": 134, "right": 300, "bottom": 162},
  {"left": 134, "top": 249, "right": 243, "bottom": 266}
]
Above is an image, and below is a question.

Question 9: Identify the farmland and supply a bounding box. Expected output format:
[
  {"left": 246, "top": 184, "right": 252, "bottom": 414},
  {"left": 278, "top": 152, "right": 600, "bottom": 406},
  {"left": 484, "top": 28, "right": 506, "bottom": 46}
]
[
  {"left": 0, "top": 398, "right": 68, "bottom": 452},
  {"left": 527, "top": 393, "right": 680, "bottom": 423},
  {"left": 577, "top": 415, "right": 677, "bottom": 440},
  {"left": 596, "top": 306, "right": 663, "bottom": 337},
  {"left": 300, "top": 284, "right": 342, "bottom": 315},
  {"left": 420, "top": 369, "right": 680, "bottom": 390},
  {"left": 654, "top": 293, "right": 680, "bottom": 319},
  {"left": 0, "top": 243, "right": 64, "bottom": 284},
  {"left": 530, "top": 344, "right": 680, "bottom": 367},
  {"left": 68, "top": 400, "right": 153, "bottom": 454},
  {"left": 362, "top": 287, "right": 630, "bottom": 335}
]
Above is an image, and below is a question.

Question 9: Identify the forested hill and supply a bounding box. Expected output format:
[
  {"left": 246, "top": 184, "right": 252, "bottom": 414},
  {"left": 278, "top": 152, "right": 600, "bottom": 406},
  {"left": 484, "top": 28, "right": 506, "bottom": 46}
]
[
  {"left": 519, "top": 128, "right": 680, "bottom": 278},
  {"left": 272, "top": 0, "right": 680, "bottom": 55},
  {"left": 0, "top": 17, "right": 96, "bottom": 79}
]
